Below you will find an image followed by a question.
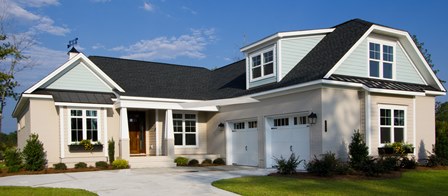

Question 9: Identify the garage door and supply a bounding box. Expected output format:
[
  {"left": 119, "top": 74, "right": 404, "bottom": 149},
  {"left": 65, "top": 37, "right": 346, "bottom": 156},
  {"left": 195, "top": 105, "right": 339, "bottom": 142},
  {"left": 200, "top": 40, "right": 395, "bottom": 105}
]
[
  {"left": 232, "top": 120, "right": 258, "bottom": 166},
  {"left": 268, "top": 115, "right": 310, "bottom": 169}
]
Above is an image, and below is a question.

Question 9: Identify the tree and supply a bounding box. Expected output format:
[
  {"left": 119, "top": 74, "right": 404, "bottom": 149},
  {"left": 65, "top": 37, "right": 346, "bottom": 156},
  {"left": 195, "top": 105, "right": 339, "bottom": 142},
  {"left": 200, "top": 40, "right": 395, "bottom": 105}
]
[
  {"left": 348, "top": 130, "right": 369, "bottom": 170},
  {"left": 411, "top": 35, "right": 445, "bottom": 83},
  {"left": 22, "top": 134, "right": 47, "bottom": 171}
]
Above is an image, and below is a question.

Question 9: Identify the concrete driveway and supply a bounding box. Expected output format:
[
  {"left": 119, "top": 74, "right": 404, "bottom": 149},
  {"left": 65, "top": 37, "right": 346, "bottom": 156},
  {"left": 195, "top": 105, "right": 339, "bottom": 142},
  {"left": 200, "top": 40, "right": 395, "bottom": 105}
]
[{"left": 0, "top": 166, "right": 273, "bottom": 195}]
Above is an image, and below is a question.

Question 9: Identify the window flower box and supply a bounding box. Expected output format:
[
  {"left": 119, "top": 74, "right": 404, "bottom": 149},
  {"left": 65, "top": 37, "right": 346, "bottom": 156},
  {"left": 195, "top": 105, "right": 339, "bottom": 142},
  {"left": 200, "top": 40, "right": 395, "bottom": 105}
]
[
  {"left": 69, "top": 144, "right": 103, "bottom": 152},
  {"left": 378, "top": 147, "right": 395, "bottom": 155},
  {"left": 378, "top": 142, "right": 414, "bottom": 155}
]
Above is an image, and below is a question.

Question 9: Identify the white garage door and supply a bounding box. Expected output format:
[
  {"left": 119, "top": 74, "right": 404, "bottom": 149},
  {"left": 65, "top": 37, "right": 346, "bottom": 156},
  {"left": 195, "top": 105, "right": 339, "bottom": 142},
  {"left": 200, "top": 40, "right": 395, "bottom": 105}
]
[
  {"left": 232, "top": 120, "right": 258, "bottom": 166},
  {"left": 269, "top": 115, "right": 310, "bottom": 169}
]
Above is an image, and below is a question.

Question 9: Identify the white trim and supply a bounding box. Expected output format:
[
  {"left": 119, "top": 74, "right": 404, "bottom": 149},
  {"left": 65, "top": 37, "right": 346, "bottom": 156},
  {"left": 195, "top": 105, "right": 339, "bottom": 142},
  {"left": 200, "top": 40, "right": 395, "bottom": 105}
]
[
  {"left": 55, "top": 102, "right": 113, "bottom": 108},
  {"left": 413, "top": 97, "right": 417, "bottom": 156},
  {"left": 365, "top": 92, "right": 371, "bottom": 155},
  {"left": 366, "top": 38, "right": 397, "bottom": 80},
  {"left": 324, "top": 26, "right": 374, "bottom": 78},
  {"left": 22, "top": 94, "right": 53, "bottom": 99},
  {"left": 172, "top": 111, "right": 199, "bottom": 148},
  {"left": 277, "top": 39, "right": 282, "bottom": 82},
  {"left": 264, "top": 117, "right": 272, "bottom": 168},
  {"left": 115, "top": 100, "right": 218, "bottom": 111},
  {"left": 59, "top": 106, "right": 65, "bottom": 159},
  {"left": 377, "top": 104, "right": 407, "bottom": 145},
  {"left": 68, "top": 109, "right": 100, "bottom": 144},
  {"left": 119, "top": 107, "right": 129, "bottom": 140},
  {"left": 241, "top": 28, "right": 334, "bottom": 52},
  {"left": 225, "top": 121, "right": 232, "bottom": 165},
  {"left": 178, "top": 96, "right": 259, "bottom": 108},
  {"left": 248, "top": 45, "right": 277, "bottom": 82},
  {"left": 24, "top": 53, "right": 125, "bottom": 94},
  {"left": 155, "top": 109, "right": 160, "bottom": 156},
  {"left": 103, "top": 109, "right": 108, "bottom": 157},
  {"left": 367, "top": 88, "right": 425, "bottom": 96},
  {"left": 425, "top": 90, "right": 446, "bottom": 96},
  {"left": 119, "top": 96, "right": 199, "bottom": 103},
  {"left": 396, "top": 42, "right": 427, "bottom": 85}
]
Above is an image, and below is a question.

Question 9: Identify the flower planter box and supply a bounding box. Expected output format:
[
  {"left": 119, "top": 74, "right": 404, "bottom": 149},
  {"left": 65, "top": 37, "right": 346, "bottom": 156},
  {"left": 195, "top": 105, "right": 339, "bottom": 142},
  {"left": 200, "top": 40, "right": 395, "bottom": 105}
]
[
  {"left": 69, "top": 144, "right": 103, "bottom": 152},
  {"left": 404, "top": 147, "right": 414, "bottom": 154},
  {"left": 378, "top": 147, "right": 395, "bottom": 155}
]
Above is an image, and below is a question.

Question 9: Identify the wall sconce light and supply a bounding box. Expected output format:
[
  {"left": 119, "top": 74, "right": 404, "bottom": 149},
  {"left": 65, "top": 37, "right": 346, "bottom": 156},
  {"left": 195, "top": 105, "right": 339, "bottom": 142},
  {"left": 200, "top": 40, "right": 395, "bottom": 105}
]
[
  {"left": 308, "top": 112, "right": 317, "bottom": 125},
  {"left": 218, "top": 123, "right": 225, "bottom": 128}
]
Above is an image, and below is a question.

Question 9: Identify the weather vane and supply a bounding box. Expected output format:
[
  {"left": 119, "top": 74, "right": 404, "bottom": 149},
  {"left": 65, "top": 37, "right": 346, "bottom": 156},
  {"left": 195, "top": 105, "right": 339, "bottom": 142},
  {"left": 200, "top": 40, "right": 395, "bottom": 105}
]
[{"left": 67, "top": 38, "right": 78, "bottom": 48}]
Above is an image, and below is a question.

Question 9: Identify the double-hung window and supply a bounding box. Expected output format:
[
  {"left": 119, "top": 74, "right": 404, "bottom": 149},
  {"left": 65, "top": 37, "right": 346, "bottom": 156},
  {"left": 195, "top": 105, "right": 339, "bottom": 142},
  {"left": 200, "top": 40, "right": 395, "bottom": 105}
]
[
  {"left": 379, "top": 106, "right": 405, "bottom": 144},
  {"left": 70, "top": 109, "right": 98, "bottom": 143},
  {"left": 250, "top": 47, "right": 275, "bottom": 80},
  {"left": 369, "top": 41, "right": 394, "bottom": 79},
  {"left": 173, "top": 113, "right": 197, "bottom": 146}
]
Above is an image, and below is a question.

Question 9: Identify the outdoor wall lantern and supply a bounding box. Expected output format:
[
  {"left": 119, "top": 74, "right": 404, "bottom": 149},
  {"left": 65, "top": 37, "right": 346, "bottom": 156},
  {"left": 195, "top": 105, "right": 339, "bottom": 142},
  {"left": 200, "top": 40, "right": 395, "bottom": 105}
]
[
  {"left": 218, "top": 123, "right": 225, "bottom": 128},
  {"left": 308, "top": 112, "right": 317, "bottom": 125}
]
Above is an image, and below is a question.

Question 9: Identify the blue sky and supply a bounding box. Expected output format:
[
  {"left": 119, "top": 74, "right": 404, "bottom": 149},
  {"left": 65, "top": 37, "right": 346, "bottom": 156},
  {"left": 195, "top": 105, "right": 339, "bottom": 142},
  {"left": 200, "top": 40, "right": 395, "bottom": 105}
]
[{"left": 2, "top": 0, "right": 448, "bottom": 133}]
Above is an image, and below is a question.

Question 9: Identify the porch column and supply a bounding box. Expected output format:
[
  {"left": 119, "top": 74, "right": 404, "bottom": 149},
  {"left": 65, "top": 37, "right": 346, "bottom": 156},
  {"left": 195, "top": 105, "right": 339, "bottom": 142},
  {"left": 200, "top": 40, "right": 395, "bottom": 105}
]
[
  {"left": 119, "top": 107, "right": 130, "bottom": 160},
  {"left": 164, "top": 109, "right": 175, "bottom": 157}
]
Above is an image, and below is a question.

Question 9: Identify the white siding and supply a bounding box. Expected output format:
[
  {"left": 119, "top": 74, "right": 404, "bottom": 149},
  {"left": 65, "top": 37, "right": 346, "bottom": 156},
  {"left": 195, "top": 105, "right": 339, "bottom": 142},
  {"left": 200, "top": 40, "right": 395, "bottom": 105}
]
[{"left": 44, "top": 61, "right": 112, "bottom": 92}]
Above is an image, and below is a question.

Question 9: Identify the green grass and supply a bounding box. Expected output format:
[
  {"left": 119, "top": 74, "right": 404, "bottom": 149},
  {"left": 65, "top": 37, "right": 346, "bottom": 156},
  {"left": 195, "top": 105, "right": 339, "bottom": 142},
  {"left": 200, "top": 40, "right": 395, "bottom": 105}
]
[
  {"left": 0, "top": 186, "right": 97, "bottom": 196},
  {"left": 213, "top": 170, "right": 448, "bottom": 195}
]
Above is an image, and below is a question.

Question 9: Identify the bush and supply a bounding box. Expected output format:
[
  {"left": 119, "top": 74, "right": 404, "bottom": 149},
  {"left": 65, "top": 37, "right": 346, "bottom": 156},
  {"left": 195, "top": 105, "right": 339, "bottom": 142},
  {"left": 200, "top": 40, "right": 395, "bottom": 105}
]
[
  {"left": 4, "top": 148, "right": 22, "bottom": 168},
  {"left": 306, "top": 152, "right": 347, "bottom": 177},
  {"left": 274, "top": 153, "right": 304, "bottom": 175},
  {"left": 426, "top": 154, "right": 448, "bottom": 167},
  {"left": 202, "top": 158, "right": 212, "bottom": 165},
  {"left": 361, "top": 157, "right": 384, "bottom": 177},
  {"left": 174, "top": 157, "right": 189, "bottom": 166},
  {"left": 401, "top": 157, "right": 418, "bottom": 169},
  {"left": 213, "top": 158, "right": 226, "bottom": 165},
  {"left": 53, "top": 163, "right": 67, "bottom": 170},
  {"left": 74, "top": 162, "right": 87, "bottom": 169},
  {"left": 380, "top": 156, "right": 399, "bottom": 172},
  {"left": 188, "top": 159, "right": 199, "bottom": 166},
  {"left": 349, "top": 130, "right": 369, "bottom": 170},
  {"left": 7, "top": 165, "right": 21, "bottom": 173},
  {"left": 22, "top": 134, "right": 47, "bottom": 171},
  {"left": 108, "top": 138, "right": 115, "bottom": 165},
  {"left": 435, "top": 122, "right": 448, "bottom": 160},
  {"left": 112, "top": 159, "right": 129, "bottom": 169},
  {"left": 95, "top": 161, "right": 109, "bottom": 169}
]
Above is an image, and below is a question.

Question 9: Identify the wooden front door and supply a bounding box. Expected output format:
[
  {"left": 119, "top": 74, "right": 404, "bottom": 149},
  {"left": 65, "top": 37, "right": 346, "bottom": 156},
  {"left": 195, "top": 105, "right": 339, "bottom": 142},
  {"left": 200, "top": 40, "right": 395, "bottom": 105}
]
[{"left": 128, "top": 111, "right": 146, "bottom": 154}]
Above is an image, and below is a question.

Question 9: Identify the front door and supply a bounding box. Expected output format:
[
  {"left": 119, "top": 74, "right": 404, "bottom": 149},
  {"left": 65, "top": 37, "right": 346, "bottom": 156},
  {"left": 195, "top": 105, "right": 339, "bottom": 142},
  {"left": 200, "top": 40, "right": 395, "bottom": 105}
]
[{"left": 128, "top": 111, "right": 146, "bottom": 154}]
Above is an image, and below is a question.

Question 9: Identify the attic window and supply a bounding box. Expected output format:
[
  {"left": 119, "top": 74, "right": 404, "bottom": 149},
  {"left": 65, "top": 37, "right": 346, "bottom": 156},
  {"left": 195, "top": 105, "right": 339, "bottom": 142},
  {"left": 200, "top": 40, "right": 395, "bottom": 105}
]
[
  {"left": 250, "top": 47, "right": 275, "bottom": 81},
  {"left": 369, "top": 40, "right": 395, "bottom": 79}
]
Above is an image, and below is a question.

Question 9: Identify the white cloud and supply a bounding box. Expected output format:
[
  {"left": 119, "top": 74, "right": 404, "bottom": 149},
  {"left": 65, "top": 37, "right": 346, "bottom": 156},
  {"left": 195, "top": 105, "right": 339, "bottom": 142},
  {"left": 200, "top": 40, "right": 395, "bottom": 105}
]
[
  {"left": 181, "top": 6, "right": 197, "bottom": 15},
  {"left": 2, "top": 0, "right": 70, "bottom": 36},
  {"left": 92, "top": 43, "right": 105, "bottom": 50},
  {"left": 113, "top": 28, "right": 216, "bottom": 61},
  {"left": 142, "top": 2, "right": 154, "bottom": 11},
  {"left": 90, "top": 0, "right": 111, "bottom": 3}
]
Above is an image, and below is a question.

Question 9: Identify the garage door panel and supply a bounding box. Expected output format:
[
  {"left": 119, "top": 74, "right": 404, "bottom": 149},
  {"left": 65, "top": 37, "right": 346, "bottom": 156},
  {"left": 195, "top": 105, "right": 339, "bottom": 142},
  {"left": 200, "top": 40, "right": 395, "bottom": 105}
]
[
  {"left": 231, "top": 123, "right": 258, "bottom": 167},
  {"left": 270, "top": 123, "right": 310, "bottom": 169}
]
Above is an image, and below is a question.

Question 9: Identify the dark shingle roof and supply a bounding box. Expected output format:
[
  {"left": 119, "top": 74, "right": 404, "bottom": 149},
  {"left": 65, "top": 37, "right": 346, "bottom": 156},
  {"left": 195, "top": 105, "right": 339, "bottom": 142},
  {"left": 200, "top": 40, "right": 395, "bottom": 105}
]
[
  {"left": 82, "top": 19, "right": 440, "bottom": 101},
  {"left": 34, "top": 89, "right": 115, "bottom": 104}
]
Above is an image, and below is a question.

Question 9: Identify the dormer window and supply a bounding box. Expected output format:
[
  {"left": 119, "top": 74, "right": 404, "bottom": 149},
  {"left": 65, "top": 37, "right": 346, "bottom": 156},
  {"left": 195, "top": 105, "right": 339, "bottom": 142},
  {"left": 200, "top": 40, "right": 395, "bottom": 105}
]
[
  {"left": 369, "top": 40, "right": 395, "bottom": 79},
  {"left": 250, "top": 46, "right": 275, "bottom": 81}
]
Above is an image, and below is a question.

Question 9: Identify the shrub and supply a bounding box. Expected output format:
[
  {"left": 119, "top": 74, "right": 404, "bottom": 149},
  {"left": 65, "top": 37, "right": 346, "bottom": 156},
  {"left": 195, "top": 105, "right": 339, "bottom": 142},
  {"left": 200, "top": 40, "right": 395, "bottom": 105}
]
[
  {"left": 108, "top": 138, "right": 115, "bottom": 165},
  {"left": 361, "top": 157, "right": 384, "bottom": 177},
  {"left": 188, "top": 159, "right": 199, "bottom": 166},
  {"left": 213, "top": 158, "right": 226, "bottom": 165},
  {"left": 75, "top": 162, "right": 88, "bottom": 169},
  {"left": 7, "top": 165, "right": 21, "bottom": 173},
  {"left": 95, "top": 161, "right": 109, "bottom": 169},
  {"left": 4, "top": 148, "right": 22, "bottom": 168},
  {"left": 112, "top": 159, "right": 129, "bottom": 169},
  {"left": 273, "top": 153, "right": 304, "bottom": 175},
  {"left": 435, "top": 122, "right": 448, "bottom": 160},
  {"left": 174, "top": 157, "right": 189, "bottom": 166},
  {"left": 53, "top": 163, "right": 67, "bottom": 170},
  {"left": 349, "top": 130, "right": 368, "bottom": 170},
  {"left": 22, "top": 134, "right": 47, "bottom": 171},
  {"left": 380, "top": 156, "right": 399, "bottom": 172},
  {"left": 401, "top": 157, "right": 418, "bottom": 169},
  {"left": 306, "top": 152, "right": 347, "bottom": 177},
  {"left": 202, "top": 158, "right": 212, "bottom": 165}
]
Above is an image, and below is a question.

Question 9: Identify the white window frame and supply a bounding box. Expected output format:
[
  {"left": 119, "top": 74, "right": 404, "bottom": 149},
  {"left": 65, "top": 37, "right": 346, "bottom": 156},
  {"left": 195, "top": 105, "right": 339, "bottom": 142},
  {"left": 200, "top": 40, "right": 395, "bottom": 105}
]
[
  {"left": 367, "top": 38, "right": 396, "bottom": 80},
  {"left": 378, "top": 104, "right": 407, "bottom": 145},
  {"left": 249, "top": 45, "right": 276, "bottom": 82},
  {"left": 68, "top": 108, "right": 101, "bottom": 144},
  {"left": 173, "top": 112, "right": 199, "bottom": 148}
]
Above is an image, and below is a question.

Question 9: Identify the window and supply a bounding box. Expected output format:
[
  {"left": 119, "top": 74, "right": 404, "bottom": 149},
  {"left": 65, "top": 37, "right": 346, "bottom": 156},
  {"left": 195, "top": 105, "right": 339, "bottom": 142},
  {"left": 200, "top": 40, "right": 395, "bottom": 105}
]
[
  {"left": 294, "top": 116, "right": 307, "bottom": 125},
  {"left": 70, "top": 109, "right": 98, "bottom": 143},
  {"left": 379, "top": 107, "right": 405, "bottom": 144},
  {"left": 248, "top": 121, "right": 257, "bottom": 129},
  {"left": 369, "top": 41, "right": 394, "bottom": 79},
  {"left": 173, "top": 113, "right": 197, "bottom": 146},
  {"left": 273, "top": 118, "right": 289, "bottom": 127},
  {"left": 250, "top": 48, "right": 275, "bottom": 80},
  {"left": 234, "top": 122, "right": 245, "bottom": 130}
]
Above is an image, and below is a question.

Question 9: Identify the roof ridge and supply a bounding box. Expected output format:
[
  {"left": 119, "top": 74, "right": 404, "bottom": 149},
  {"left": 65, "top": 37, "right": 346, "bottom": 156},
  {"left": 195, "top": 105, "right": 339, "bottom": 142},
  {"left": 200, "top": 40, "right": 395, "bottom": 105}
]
[{"left": 88, "top": 55, "right": 210, "bottom": 70}]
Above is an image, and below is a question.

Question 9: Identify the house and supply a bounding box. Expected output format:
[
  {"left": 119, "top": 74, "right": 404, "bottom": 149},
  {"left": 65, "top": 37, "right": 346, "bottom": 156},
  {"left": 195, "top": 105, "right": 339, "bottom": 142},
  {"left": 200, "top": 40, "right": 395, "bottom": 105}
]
[{"left": 13, "top": 19, "right": 445, "bottom": 168}]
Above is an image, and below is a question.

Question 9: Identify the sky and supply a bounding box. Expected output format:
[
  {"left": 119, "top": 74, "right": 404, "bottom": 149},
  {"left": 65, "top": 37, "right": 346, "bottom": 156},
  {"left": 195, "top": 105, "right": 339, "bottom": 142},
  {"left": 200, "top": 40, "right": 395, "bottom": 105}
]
[{"left": 1, "top": 0, "right": 448, "bottom": 133}]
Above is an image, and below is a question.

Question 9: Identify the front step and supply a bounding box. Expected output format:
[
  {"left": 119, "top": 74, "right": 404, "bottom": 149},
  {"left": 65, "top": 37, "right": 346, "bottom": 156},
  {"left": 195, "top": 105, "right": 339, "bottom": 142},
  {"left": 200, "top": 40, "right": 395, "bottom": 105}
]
[{"left": 129, "top": 156, "right": 176, "bottom": 168}]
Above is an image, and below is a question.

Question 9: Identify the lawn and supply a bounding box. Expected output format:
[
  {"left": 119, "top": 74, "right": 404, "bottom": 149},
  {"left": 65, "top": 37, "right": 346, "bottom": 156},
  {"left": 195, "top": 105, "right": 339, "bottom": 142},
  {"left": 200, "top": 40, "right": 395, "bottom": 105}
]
[
  {"left": 212, "top": 170, "right": 448, "bottom": 195},
  {"left": 0, "top": 186, "right": 97, "bottom": 196}
]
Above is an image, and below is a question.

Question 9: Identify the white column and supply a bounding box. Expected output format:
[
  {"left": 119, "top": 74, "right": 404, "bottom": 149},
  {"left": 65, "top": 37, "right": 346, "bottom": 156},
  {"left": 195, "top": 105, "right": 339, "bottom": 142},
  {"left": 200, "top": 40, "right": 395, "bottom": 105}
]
[
  {"left": 164, "top": 109, "right": 175, "bottom": 157},
  {"left": 59, "top": 106, "right": 65, "bottom": 159},
  {"left": 119, "top": 107, "right": 130, "bottom": 160},
  {"left": 103, "top": 109, "right": 108, "bottom": 158},
  {"left": 155, "top": 109, "right": 160, "bottom": 156}
]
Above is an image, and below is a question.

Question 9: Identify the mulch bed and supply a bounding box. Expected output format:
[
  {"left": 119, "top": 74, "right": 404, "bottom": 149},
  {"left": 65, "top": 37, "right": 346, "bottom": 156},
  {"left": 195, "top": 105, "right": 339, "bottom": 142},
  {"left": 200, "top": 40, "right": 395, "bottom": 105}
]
[
  {"left": 0, "top": 167, "right": 115, "bottom": 177},
  {"left": 268, "top": 166, "right": 448, "bottom": 180}
]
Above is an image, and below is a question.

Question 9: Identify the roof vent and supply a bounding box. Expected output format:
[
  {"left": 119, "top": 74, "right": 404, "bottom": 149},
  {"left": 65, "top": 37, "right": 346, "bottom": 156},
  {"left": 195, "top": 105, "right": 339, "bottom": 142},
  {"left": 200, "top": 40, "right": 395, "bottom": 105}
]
[{"left": 67, "top": 47, "right": 79, "bottom": 60}]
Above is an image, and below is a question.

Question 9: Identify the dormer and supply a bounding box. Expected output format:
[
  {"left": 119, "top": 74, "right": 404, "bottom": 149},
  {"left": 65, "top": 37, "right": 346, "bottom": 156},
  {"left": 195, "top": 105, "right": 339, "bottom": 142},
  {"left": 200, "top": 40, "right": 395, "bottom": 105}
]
[{"left": 241, "top": 28, "right": 334, "bottom": 89}]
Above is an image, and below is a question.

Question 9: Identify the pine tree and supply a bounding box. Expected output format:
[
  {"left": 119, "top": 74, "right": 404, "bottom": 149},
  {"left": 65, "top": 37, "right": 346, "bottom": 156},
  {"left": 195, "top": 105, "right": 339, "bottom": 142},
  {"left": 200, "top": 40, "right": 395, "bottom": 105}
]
[
  {"left": 22, "top": 134, "right": 47, "bottom": 171},
  {"left": 349, "top": 130, "right": 369, "bottom": 170}
]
